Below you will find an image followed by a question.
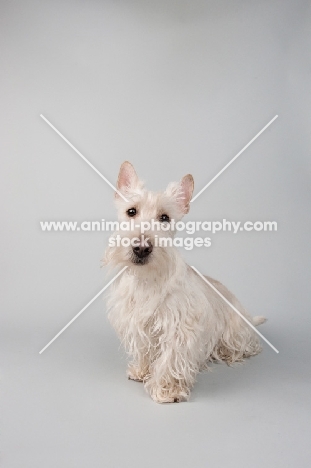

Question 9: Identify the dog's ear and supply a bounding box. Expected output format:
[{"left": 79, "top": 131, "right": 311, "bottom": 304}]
[
  {"left": 165, "top": 174, "right": 194, "bottom": 214},
  {"left": 116, "top": 161, "right": 139, "bottom": 197},
  {"left": 178, "top": 174, "right": 194, "bottom": 214}
]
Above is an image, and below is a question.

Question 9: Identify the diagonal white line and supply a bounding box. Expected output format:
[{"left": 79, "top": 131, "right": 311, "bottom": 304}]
[
  {"left": 191, "top": 266, "right": 279, "bottom": 354},
  {"left": 191, "top": 115, "right": 278, "bottom": 203},
  {"left": 39, "top": 266, "right": 128, "bottom": 354},
  {"left": 40, "top": 114, "right": 129, "bottom": 202}
]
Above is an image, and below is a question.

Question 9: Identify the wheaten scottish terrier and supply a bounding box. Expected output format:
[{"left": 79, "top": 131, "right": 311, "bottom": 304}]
[{"left": 104, "top": 161, "right": 266, "bottom": 403}]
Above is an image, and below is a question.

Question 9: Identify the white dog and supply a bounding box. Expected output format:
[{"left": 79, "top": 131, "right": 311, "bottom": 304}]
[{"left": 104, "top": 161, "right": 266, "bottom": 403}]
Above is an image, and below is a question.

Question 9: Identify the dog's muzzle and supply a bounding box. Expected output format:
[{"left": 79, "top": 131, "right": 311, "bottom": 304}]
[{"left": 132, "top": 239, "right": 153, "bottom": 265}]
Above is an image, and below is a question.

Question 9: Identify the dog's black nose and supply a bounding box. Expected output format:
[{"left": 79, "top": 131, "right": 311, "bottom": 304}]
[{"left": 133, "top": 242, "right": 153, "bottom": 259}]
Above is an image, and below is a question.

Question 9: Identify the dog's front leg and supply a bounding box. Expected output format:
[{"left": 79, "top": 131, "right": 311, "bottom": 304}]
[{"left": 144, "top": 348, "right": 195, "bottom": 403}]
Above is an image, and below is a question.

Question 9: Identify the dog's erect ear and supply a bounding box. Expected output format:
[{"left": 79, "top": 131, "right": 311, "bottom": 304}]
[
  {"left": 178, "top": 174, "right": 194, "bottom": 213},
  {"left": 116, "top": 161, "right": 139, "bottom": 197},
  {"left": 165, "top": 174, "right": 194, "bottom": 214}
]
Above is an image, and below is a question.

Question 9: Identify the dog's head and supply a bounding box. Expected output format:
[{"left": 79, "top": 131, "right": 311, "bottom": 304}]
[{"left": 104, "top": 161, "right": 194, "bottom": 272}]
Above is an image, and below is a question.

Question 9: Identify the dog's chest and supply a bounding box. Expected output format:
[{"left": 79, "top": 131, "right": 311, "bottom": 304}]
[
  {"left": 124, "top": 277, "right": 164, "bottom": 312},
  {"left": 112, "top": 274, "right": 174, "bottom": 326}
]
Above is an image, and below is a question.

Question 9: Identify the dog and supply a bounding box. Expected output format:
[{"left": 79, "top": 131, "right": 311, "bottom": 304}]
[{"left": 104, "top": 161, "right": 266, "bottom": 403}]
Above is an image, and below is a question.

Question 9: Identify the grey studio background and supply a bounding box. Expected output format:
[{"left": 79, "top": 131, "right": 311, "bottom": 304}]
[{"left": 1, "top": 0, "right": 311, "bottom": 467}]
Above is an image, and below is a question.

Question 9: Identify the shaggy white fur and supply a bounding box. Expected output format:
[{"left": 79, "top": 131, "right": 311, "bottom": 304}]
[{"left": 104, "top": 162, "right": 266, "bottom": 403}]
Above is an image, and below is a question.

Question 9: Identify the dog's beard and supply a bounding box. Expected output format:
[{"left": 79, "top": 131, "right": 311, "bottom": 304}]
[{"left": 130, "top": 253, "right": 150, "bottom": 266}]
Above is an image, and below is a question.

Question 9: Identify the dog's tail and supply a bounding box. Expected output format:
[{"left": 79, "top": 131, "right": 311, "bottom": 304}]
[{"left": 253, "top": 316, "right": 267, "bottom": 326}]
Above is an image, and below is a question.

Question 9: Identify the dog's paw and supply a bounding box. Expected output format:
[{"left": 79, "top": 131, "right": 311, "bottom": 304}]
[
  {"left": 127, "top": 364, "right": 148, "bottom": 382},
  {"left": 147, "top": 384, "right": 190, "bottom": 403},
  {"left": 155, "top": 394, "right": 185, "bottom": 403},
  {"left": 151, "top": 390, "right": 189, "bottom": 404}
]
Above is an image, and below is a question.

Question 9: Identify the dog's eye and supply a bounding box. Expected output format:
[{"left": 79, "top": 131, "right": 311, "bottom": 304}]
[
  {"left": 159, "top": 214, "right": 170, "bottom": 223},
  {"left": 127, "top": 208, "right": 137, "bottom": 217}
]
